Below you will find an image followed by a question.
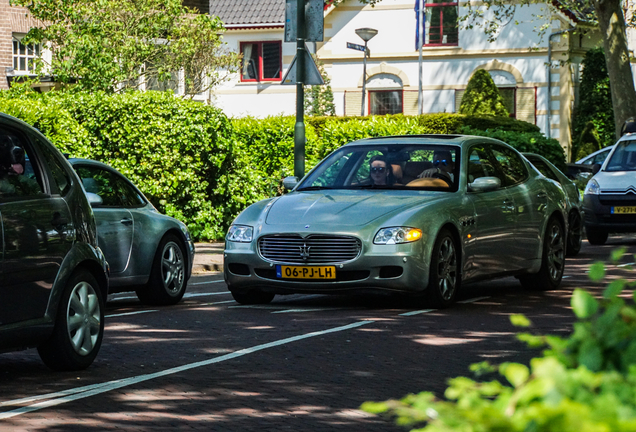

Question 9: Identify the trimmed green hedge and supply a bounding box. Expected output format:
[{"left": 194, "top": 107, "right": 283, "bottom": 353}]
[{"left": 0, "top": 91, "right": 566, "bottom": 240}]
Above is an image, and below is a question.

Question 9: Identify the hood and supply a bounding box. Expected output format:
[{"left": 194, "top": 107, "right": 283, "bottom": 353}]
[
  {"left": 265, "top": 190, "right": 441, "bottom": 226},
  {"left": 595, "top": 170, "right": 636, "bottom": 194}
]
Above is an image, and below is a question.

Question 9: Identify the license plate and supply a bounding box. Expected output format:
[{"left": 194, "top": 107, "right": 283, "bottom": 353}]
[
  {"left": 611, "top": 206, "right": 636, "bottom": 214},
  {"left": 276, "top": 265, "right": 336, "bottom": 279}
]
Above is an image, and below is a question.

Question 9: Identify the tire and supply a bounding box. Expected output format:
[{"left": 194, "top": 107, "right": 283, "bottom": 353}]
[
  {"left": 519, "top": 218, "right": 565, "bottom": 291},
  {"left": 425, "top": 229, "right": 460, "bottom": 308},
  {"left": 586, "top": 227, "right": 608, "bottom": 245},
  {"left": 137, "top": 234, "right": 187, "bottom": 306},
  {"left": 37, "top": 269, "right": 104, "bottom": 371},
  {"left": 566, "top": 211, "right": 583, "bottom": 257},
  {"left": 230, "top": 289, "right": 275, "bottom": 305}
]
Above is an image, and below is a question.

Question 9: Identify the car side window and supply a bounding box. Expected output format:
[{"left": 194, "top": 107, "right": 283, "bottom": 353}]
[
  {"left": 466, "top": 146, "right": 494, "bottom": 184},
  {"left": 529, "top": 158, "right": 559, "bottom": 182},
  {"left": 0, "top": 129, "right": 44, "bottom": 200},
  {"left": 113, "top": 174, "right": 146, "bottom": 208},
  {"left": 491, "top": 146, "right": 528, "bottom": 186},
  {"left": 593, "top": 148, "right": 610, "bottom": 165},
  {"left": 34, "top": 137, "right": 72, "bottom": 196},
  {"left": 74, "top": 166, "right": 123, "bottom": 207}
]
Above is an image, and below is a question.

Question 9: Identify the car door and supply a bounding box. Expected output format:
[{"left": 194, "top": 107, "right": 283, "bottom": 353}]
[
  {"left": 490, "top": 145, "right": 542, "bottom": 266},
  {"left": 0, "top": 127, "right": 74, "bottom": 325},
  {"left": 464, "top": 144, "right": 517, "bottom": 278},
  {"left": 73, "top": 165, "right": 134, "bottom": 274}
]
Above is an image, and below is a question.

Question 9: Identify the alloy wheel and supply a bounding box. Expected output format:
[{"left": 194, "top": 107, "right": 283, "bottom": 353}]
[
  {"left": 547, "top": 222, "right": 565, "bottom": 281},
  {"left": 66, "top": 281, "right": 101, "bottom": 356},
  {"left": 436, "top": 237, "right": 457, "bottom": 301},
  {"left": 162, "top": 241, "right": 185, "bottom": 294}
]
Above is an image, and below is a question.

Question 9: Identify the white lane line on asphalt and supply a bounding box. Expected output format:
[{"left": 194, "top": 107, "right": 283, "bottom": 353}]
[
  {"left": 399, "top": 309, "right": 435, "bottom": 316},
  {"left": 183, "top": 291, "right": 230, "bottom": 298},
  {"left": 108, "top": 295, "right": 138, "bottom": 301},
  {"left": 272, "top": 308, "right": 340, "bottom": 314},
  {"left": 189, "top": 280, "right": 226, "bottom": 286},
  {"left": 562, "top": 276, "right": 571, "bottom": 278},
  {"left": 105, "top": 310, "right": 158, "bottom": 318},
  {"left": 228, "top": 305, "right": 290, "bottom": 310},
  {"left": 0, "top": 320, "right": 375, "bottom": 419},
  {"left": 200, "top": 300, "right": 236, "bottom": 306},
  {"left": 457, "top": 296, "right": 491, "bottom": 304},
  {"left": 617, "top": 262, "right": 635, "bottom": 268}
]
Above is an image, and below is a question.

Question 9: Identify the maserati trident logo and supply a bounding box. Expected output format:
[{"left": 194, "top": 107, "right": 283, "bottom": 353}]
[{"left": 299, "top": 243, "right": 311, "bottom": 261}]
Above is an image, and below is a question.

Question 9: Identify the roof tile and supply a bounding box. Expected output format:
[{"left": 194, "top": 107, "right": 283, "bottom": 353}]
[{"left": 210, "top": 0, "right": 286, "bottom": 25}]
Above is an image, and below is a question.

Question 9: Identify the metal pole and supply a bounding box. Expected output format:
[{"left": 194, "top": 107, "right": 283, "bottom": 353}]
[
  {"left": 294, "top": 0, "right": 306, "bottom": 179},
  {"left": 361, "top": 41, "right": 368, "bottom": 116},
  {"left": 417, "top": 0, "right": 424, "bottom": 115}
]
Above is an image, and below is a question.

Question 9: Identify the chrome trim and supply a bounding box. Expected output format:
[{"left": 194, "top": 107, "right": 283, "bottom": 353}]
[{"left": 258, "top": 234, "right": 362, "bottom": 264}]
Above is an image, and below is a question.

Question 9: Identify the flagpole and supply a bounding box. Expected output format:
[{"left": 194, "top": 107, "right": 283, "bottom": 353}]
[{"left": 417, "top": 0, "right": 423, "bottom": 115}]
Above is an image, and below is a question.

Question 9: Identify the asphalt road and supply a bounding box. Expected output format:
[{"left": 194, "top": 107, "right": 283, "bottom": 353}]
[{"left": 1, "top": 236, "right": 635, "bottom": 432}]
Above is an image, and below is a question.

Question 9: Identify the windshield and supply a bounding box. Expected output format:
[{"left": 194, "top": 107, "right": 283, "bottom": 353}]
[
  {"left": 605, "top": 140, "right": 636, "bottom": 172},
  {"left": 298, "top": 144, "right": 460, "bottom": 192}
]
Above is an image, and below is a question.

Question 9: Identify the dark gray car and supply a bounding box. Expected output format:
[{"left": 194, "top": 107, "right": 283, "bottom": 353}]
[
  {"left": 0, "top": 113, "right": 108, "bottom": 371},
  {"left": 69, "top": 159, "right": 194, "bottom": 305}
]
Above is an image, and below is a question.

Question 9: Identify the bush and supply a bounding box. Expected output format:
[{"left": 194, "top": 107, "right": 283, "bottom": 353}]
[
  {"left": 575, "top": 121, "right": 602, "bottom": 161},
  {"left": 362, "top": 249, "right": 636, "bottom": 432},
  {"left": 459, "top": 69, "right": 510, "bottom": 117}
]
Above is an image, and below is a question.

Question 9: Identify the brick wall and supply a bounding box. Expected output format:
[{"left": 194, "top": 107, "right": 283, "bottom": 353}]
[{"left": 0, "top": 0, "right": 12, "bottom": 90}]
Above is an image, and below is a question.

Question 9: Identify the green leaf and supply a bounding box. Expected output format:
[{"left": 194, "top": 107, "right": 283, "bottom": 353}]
[
  {"left": 499, "top": 362, "right": 529, "bottom": 387},
  {"left": 577, "top": 339, "right": 603, "bottom": 372},
  {"left": 588, "top": 262, "right": 606, "bottom": 282},
  {"left": 571, "top": 289, "right": 599, "bottom": 319},
  {"left": 510, "top": 314, "right": 532, "bottom": 327},
  {"left": 610, "top": 247, "right": 626, "bottom": 263},
  {"left": 603, "top": 279, "right": 626, "bottom": 299}
]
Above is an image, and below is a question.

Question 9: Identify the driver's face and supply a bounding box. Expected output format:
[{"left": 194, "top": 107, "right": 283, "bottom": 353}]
[
  {"left": 433, "top": 152, "right": 453, "bottom": 172},
  {"left": 370, "top": 160, "right": 388, "bottom": 185}
]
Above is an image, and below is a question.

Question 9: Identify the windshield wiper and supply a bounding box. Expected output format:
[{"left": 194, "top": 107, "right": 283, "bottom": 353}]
[{"left": 296, "top": 186, "right": 334, "bottom": 191}]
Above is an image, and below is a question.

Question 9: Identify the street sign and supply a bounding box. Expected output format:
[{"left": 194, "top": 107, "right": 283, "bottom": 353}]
[
  {"left": 281, "top": 43, "right": 325, "bottom": 85},
  {"left": 285, "top": 0, "right": 324, "bottom": 42},
  {"left": 346, "top": 42, "right": 365, "bottom": 52}
]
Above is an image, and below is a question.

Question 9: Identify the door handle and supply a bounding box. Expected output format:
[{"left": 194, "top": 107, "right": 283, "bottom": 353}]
[{"left": 120, "top": 218, "right": 133, "bottom": 226}]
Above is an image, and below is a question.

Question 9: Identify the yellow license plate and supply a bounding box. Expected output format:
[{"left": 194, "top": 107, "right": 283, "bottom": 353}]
[
  {"left": 276, "top": 265, "right": 336, "bottom": 279},
  {"left": 612, "top": 206, "right": 636, "bottom": 214}
]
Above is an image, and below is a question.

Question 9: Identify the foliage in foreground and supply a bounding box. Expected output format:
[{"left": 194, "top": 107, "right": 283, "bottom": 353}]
[{"left": 362, "top": 249, "right": 636, "bottom": 431}]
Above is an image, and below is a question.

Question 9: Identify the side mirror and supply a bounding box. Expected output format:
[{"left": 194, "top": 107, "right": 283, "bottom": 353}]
[
  {"left": 86, "top": 192, "right": 103, "bottom": 207},
  {"left": 282, "top": 176, "right": 299, "bottom": 191},
  {"left": 592, "top": 163, "right": 602, "bottom": 174},
  {"left": 468, "top": 176, "right": 501, "bottom": 193}
]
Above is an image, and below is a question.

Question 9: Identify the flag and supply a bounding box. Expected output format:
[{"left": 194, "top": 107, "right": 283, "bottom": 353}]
[{"left": 414, "top": 0, "right": 426, "bottom": 50}]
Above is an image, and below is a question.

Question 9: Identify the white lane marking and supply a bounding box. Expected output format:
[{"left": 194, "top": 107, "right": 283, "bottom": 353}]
[
  {"left": 108, "top": 295, "right": 138, "bottom": 301},
  {"left": 0, "top": 320, "right": 374, "bottom": 419},
  {"left": 457, "top": 296, "right": 491, "bottom": 304},
  {"left": 562, "top": 276, "right": 571, "bottom": 279},
  {"left": 183, "top": 292, "right": 230, "bottom": 298},
  {"left": 617, "top": 262, "right": 635, "bottom": 268},
  {"left": 399, "top": 309, "right": 435, "bottom": 316},
  {"left": 105, "top": 310, "right": 158, "bottom": 318},
  {"left": 189, "top": 280, "right": 225, "bottom": 286},
  {"left": 228, "top": 305, "right": 290, "bottom": 310},
  {"left": 272, "top": 308, "right": 338, "bottom": 314},
  {"left": 200, "top": 300, "right": 236, "bottom": 306}
]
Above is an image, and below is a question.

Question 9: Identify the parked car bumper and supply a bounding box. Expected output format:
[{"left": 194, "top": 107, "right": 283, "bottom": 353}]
[{"left": 583, "top": 194, "right": 636, "bottom": 233}]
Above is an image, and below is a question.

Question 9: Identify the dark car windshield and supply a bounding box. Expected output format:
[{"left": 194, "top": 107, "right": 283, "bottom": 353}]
[
  {"left": 298, "top": 144, "right": 460, "bottom": 192},
  {"left": 605, "top": 140, "right": 636, "bottom": 172}
]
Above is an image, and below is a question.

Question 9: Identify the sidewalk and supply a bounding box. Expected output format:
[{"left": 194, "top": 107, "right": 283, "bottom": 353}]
[{"left": 192, "top": 242, "right": 224, "bottom": 273}]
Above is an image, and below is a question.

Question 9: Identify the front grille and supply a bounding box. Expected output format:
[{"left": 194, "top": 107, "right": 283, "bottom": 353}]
[
  {"left": 599, "top": 193, "right": 636, "bottom": 206},
  {"left": 258, "top": 235, "right": 361, "bottom": 264}
]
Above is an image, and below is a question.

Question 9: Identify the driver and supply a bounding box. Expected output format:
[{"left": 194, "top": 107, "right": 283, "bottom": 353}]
[
  {"left": 418, "top": 150, "right": 455, "bottom": 183},
  {"left": 369, "top": 155, "right": 394, "bottom": 186}
]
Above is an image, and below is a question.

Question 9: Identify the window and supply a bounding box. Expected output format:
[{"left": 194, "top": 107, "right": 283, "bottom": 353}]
[
  {"left": 370, "top": 90, "right": 403, "bottom": 115},
  {"left": 240, "top": 41, "right": 282, "bottom": 82},
  {"left": 0, "top": 130, "right": 44, "bottom": 199},
  {"left": 35, "top": 136, "right": 72, "bottom": 196},
  {"left": 491, "top": 145, "right": 528, "bottom": 186},
  {"left": 12, "top": 36, "right": 41, "bottom": 73},
  {"left": 425, "top": 0, "right": 458, "bottom": 46},
  {"left": 498, "top": 88, "right": 516, "bottom": 117}
]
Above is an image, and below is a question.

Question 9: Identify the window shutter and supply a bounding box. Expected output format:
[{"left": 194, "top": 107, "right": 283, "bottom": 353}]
[
  {"left": 516, "top": 87, "right": 536, "bottom": 124},
  {"left": 403, "top": 90, "right": 419, "bottom": 115},
  {"left": 455, "top": 89, "right": 465, "bottom": 113},
  {"left": 345, "top": 91, "right": 362, "bottom": 116}
]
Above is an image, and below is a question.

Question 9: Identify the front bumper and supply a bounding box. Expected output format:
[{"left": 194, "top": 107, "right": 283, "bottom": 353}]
[
  {"left": 223, "top": 239, "right": 430, "bottom": 296},
  {"left": 583, "top": 194, "right": 636, "bottom": 233}
]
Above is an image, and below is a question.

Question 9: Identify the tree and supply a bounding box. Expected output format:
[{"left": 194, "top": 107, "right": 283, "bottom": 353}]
[
  {"left": 459, "top": 69, "right": 510, "bottom": 117},
  {"left": 571, "top": 47, "right": 614, "bottom": 158},
  {"left": 13, "top": 0, "right": 241, "bottom": 95},
  {"left": 458, "top": 0, "right": 636, "bottom": 140},
  {"left": 304, "top": 55, "right": 336, "bottom": 116}
]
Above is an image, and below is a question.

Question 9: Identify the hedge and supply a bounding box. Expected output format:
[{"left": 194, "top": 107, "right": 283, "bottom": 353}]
[{"left": 0, "top": 91, "right": 566, "bottom": 240}]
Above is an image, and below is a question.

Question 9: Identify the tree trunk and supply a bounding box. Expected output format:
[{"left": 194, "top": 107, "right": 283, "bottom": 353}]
[{"left": 592, "top": 0, "right": 636, "bottom": 139}]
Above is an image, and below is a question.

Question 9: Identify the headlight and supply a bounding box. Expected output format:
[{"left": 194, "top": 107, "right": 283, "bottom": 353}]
[
  {"left": 374, "top": 227, "right": 422, "bottom": 245},
  {"left": 227, "top": 225, "right": 253, "bottom": 243},
  {"left": 584, "top": 179, "right": 600, "bottom": 195}
]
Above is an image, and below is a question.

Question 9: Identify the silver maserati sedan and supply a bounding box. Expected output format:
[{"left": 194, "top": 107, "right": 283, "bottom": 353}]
[
  {"left": 224, "top": 135, "right": 568, "bottom": 308},
  {"left": 70, "top": 159, "right": 194, "bottom": 305}
]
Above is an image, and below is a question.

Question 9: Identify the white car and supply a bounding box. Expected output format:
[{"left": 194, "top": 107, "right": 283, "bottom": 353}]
[
  {"left": 567, "top": 145, "right": 615, "bottom": 180},
  {"left": 583, "top": 135, "right": 636, "bottom": 244}
]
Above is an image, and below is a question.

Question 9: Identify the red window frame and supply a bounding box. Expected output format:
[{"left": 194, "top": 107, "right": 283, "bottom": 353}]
[
  {"left": 369, "top": 90, "right": 404, "bottom": 115},
  {"left": 239, "top": 41, "right": 282, "bottom": 83},
  {"left": 424, "top": 1, "right": 458, "bottom": 47}
]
